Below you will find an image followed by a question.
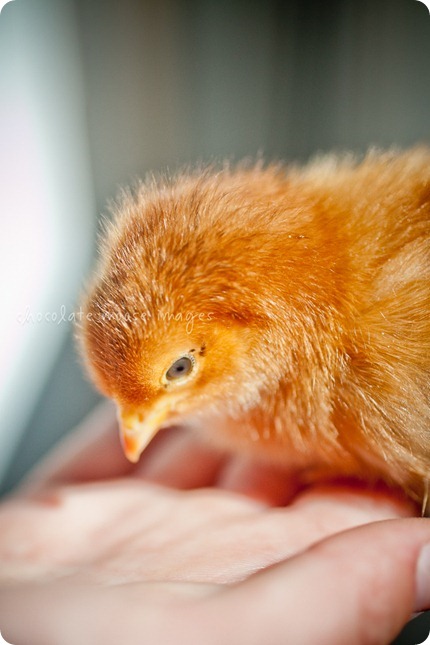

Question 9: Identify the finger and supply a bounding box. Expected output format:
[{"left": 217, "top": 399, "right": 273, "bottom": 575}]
[
  {"left": 215, "top": 457, "right": 418, "bottom": 512},
  {"left": 18, "top": 402, "right": 134, "bottom": 495},
  {"left": 136, "top": 426, "right": 227, "bottom": 489},
  {"left": 203, "top": 518, "right": 430, "bottom": 645},
  {"left": 291, "top": 479, "right": 417, "bottom": 518},
  {"left": 216, "top": 454, "right": 301, "bottom": 506}
]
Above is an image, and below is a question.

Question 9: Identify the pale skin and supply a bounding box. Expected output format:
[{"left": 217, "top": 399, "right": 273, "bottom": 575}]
[{"left": 1, "top": 403, "right": 430, "bottom": 645}]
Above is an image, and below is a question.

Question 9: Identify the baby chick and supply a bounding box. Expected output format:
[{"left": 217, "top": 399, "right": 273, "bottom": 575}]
[{"left": 80, "top": 148, "right": 430, "bottom": 502}]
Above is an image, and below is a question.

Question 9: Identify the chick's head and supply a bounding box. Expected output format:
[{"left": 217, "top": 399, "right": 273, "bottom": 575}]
[
  {"left": 80, "top": 174, "right": 284, "bottom": 462},
  {"left": 104, "top": 315, "right": 259, "bottom": 462}
]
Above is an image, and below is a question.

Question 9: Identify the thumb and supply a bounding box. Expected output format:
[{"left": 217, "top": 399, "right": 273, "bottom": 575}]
[{"left": 207, "top": 518, "right": 430, "bottom": 645}]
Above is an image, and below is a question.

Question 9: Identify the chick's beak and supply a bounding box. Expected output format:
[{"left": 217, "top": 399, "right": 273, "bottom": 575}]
[{"left": 117, "top": 402, "right": 172, "bottom": 463}]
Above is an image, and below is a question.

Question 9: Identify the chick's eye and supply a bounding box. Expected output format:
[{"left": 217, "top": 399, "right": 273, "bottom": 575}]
[{"left": 165, "top": 355, "right": 195, "bottom": 381}]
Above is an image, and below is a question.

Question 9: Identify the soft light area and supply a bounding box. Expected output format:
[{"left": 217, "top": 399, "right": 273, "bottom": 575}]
[{"left": 0, "top": 1, "right": 95, "bottom": 481}]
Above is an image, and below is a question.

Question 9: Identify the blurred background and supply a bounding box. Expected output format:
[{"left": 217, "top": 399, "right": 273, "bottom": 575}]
[{"left": 0, "top": 0, "right": 429, "bottom": 490}]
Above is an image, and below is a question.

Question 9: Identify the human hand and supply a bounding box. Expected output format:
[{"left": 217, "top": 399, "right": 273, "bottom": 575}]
[{"left": 0, "top": 403, "right": 429, "bottom": 645}]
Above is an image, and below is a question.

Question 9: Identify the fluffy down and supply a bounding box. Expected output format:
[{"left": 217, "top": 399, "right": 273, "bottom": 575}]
[{"left": 80, "top": 148, "right": 430, "bottom": 503}]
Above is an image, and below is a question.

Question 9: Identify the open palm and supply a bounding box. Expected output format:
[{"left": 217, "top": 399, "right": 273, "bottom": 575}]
[{"left": 0, "top": 404, "right": 428, "bottom": 645}]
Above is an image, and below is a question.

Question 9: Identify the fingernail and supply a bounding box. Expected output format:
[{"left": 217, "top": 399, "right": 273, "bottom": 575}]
[{"left": 416, "top": 543, "right": 430, "bottom": 611}]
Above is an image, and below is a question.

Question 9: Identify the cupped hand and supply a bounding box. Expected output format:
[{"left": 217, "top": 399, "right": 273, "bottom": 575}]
[{"left": 0, "top": 403, "right": 429, "bottom": 645}]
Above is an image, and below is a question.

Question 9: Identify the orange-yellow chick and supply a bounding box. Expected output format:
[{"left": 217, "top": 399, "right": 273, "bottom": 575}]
[{"left": 80, "top": 148, "right": 430, "bottom": 502}]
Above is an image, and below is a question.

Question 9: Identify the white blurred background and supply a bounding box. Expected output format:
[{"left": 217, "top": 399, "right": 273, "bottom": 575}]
[{"left": 0, "top": 0, "right": 429, "bottom": 494}]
